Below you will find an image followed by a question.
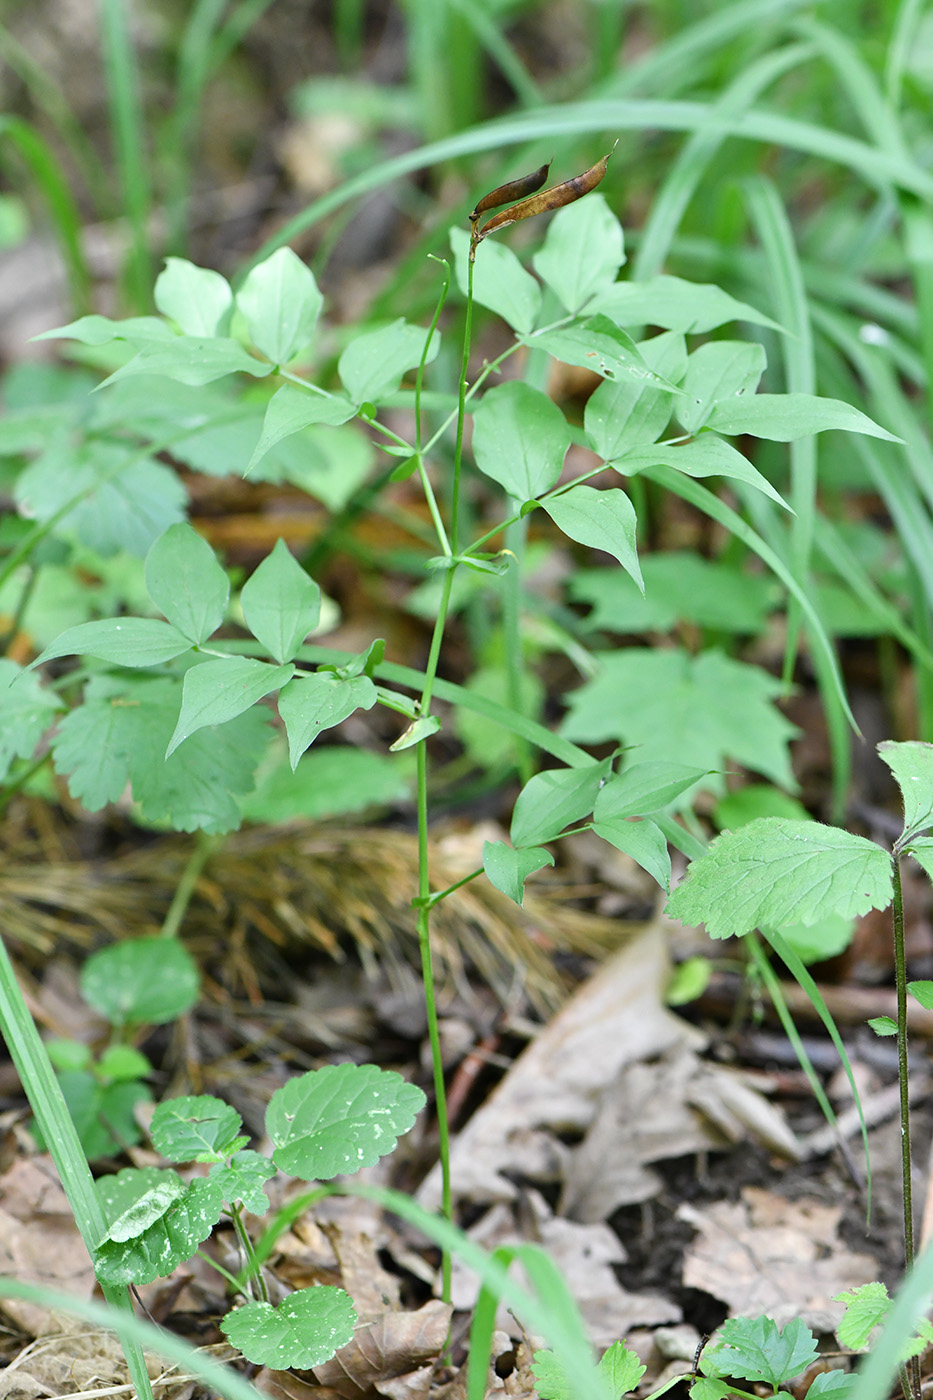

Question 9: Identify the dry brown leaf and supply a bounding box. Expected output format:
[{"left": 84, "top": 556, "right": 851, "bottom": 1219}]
[
  {"left": 0, "top": 1158, "right": 96, "bottom": 1335},
  {"left": 562, "top": 1047, "right": 799, "bottom": 1223},
  {"left": 448, "top": 1190, "right": 679, "bottom": 1349},
  {"left": 418, "top": 925, "right": 703, "bottom": 1210},
  {"left": 311, "top": 1299, "right": 452, "bottom": 1398},
  {"left": 679, "top": 1185, "right": 878, "bottom": 1332}
]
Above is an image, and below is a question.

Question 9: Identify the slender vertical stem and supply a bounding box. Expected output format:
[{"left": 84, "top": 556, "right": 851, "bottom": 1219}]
[
  {"left": 892, "top": 853, "right": 921, "bottom": 1400},
  {"left": 160, "top": 832, "right": 220, "bottom": 938},
  {"left": 450, "top": 256, "right": 474, "bottom": 554}
]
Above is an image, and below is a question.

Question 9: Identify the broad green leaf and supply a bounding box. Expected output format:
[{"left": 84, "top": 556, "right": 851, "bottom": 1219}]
[
  {"left": 593, "top": 815, "right": 671, "bottom": 890},
  {"left": 30, "top": 618, "right": 192, "bottom": 669},
  {"left": 267, "top": 1062, "right": 426, "bottom": 1179},
  {"left": 240, "top": 745, "right": 410, "bottom": 823},
  {"left": 906, "top": 835, "right": 933, "bottom": 882},
  {"left": 776, "top": 913, "right": 854, "bottom": 965},
  {"left": 677, "top": 341, "right": 767, "bottom": 435},
  {"left": 209, "top": 1151, "right": 276, "bottom": 1213},
  {"left": 220, "top": 1288, "right": 356, "bottom": 1369},
  {"left": 0, "top": 660, "right": 63, "bottom": 782},
  {"left": 530, "top": 1350, "right": 568, "bottom": 1400},
  {"left": 805, "top": 1373, "right": 857, "bottom": 1399},
  {"left": 704, "top": 1316, "right": 819, "bottom": 1389},
  {"left": 103, "top": 1175, "right": 186, "bottom": 1243},
  {"left": 582, "top": 332, "right": 682, "bottom": 460},
  {"left": 33, "top": 314, "right": 175, "bottom": 346},
  {"left": 471, "top": 381, "right": 570, "bottom": 501},
  {"left": 531, "top": 1340, "right": 645, "bottom": 1400},
  {"left": 482, "top": 841, "right": 554, "bottom": 906},
  {"left": 908, "top": 979, "right": 933, "bottom": 1009},
  {"left": 96, "top": 1045, "right": 152, "bottom": 1082},
  {"left": 510, "top": 760, "right": 610, "bottom": 848},
  {"left": 836, "top": 1283, "right": 891, "bottom": 1351},
  {"left": 594, "top": 762, "right": 709, "bottom": 819},
  {"left": 560, "top": 649, "right": 798, "bottom": 793},
  {"left": 94, "top": 1175, "right": 225, "bottom": 1285},
  {"left": 278, "top": 673, "right": 377, "bottom": 769},
  {"left": 713, "top": 784, "right": 811, "bottom": 830},
  {"left": 98, "top": 338, "right": 273, "bottom": 390},
  {"left": 569, "top": 554, "right": 776, "bottom": 635},
  {"left": 236, "top": 247, "right": 323, "bottom": 364},
  {"left": 96, "top": 1167, "right": 181, "bottom": 1238},
  {"left": 150, "top": 1095, "right": 244, "bottom": 1164},
  {"left": 708, "top": 393, "right": 901, "bottom": 443},
  {"left": 450, "top": 226, "right": 541, "bottom": 334},
  {"left": 591, "top": 275, "right": 782, "bottom": 334},
  {"left": 266, "top": 420, "right": 373, "bottom": 510},
  {"left": 14, "top": 441, "right": 187, "bottom": 557},
  {"left": 145, "top": 523, "right": 230, "bottom": 644},
  {"left": 155, "top": 258, "right": 232, "bottom": 336},
  {"left": 599, "top": 1340, "right": 647, "bottom": 1397},
  {"left": 34, "top": 1072, "right": 151, "bottom": 1160},
  {"left": 532, "top": 194, "right": 625, "bottom": 314},
  {"left": 877, "top": 740, "right": 933, "bottom": 839},
  {"left": 246, "top": 384, "right": 356, "bottom": 475},
  {"left": 542, "top": 485, "right": 642, "bottom": 587},
  {"left": 869, "top": 1016, "right": 898, "bottom": 1035},
  {"left": 51, "top": 673, "right": 271, "bottom": 833},
  {"left": 338, "top": 320, "right": 439, "bottom": 404},
  {"left": 240, "top": 540, "right": 321, "bottom": 663},
  {"left": 618, "top": 434, "right": 790, "bottom": 509},
  {"left": 528, "top": 315, "right": 670, "bottom": 387},
  {"left": 167, "top": 658, "right": 294, "bottom": 757},
  {"left": 81, "top": 935, "right": 200, "bottom": 1027},
  {"left": 665, "top": 818, "right": 893, "bottom": 940}
]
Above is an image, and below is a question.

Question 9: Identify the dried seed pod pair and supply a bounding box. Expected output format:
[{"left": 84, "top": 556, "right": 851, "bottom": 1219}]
[{"left": 468, "top": 143, "right": 617, "bottom": 260}]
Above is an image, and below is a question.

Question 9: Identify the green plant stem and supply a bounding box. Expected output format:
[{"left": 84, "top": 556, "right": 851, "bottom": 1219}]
[
  {"left": 230, "top": 1201, "right": 268, "bottom": 1302},
  {"left": 450, "top": 255, "right": 475, "bottom": 554},
  {"left": 159, "top": 831, "right": 221, "bottom": 938},
  {"left": 891, "top": 854, "right": 920, "bottom": 1400},
  {"left": 502, "top": 516, "right": 532, "bottom": 784},
  {"left": 0, "top": 936, "right": 155, "bottom": 1400}
]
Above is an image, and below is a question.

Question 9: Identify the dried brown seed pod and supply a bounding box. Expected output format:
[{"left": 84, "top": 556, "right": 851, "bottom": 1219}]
[
  {"left": 469, "top": 144, "right": 618, "bottom": 261},
  {"left": 469, "top": 160, "right": 551, "bottom": 225}
]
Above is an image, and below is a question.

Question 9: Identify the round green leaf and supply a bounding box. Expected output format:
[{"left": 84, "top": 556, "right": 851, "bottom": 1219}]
[
  {"left": 220, "top": 1287, "right": 356, "bottom": 1369},
  {"left": 150, "top": 1094, "right": 244, "bottom": 1163},
  {"left": 81, "top": 936, "right": 200, "bottom": 1027}
]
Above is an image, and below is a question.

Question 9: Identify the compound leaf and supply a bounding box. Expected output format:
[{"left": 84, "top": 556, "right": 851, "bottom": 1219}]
[
  {"left": 0, "top": 661, "right": 63, "bottom": 781},
  {"left": 155, "top": 258, "right": 232, "bottom": 337},
  {"left": 510, "top": 760, "right": 610, "bottom": 848},
  {"left": 267, "top": 1063, "right": 426, "bottom": 1179},
  {"left": 704, "top": 1316, "right": 818, "bottom": 1388}
]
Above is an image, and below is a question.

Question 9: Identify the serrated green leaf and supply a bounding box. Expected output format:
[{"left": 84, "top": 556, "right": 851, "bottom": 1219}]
[
  {"left": 619, "top": 434, "right": 789, "bottom": 509},
  {"left": 677, "top": 341, "right": 766, "bottom": 436},
  {"left": 532, "top": 194, "right": 625, "bottom": 315},
  {"left": 338, "top": 320, "right": 439, "bottom": 404},
  {"left": 594, "top": 762, "right": 709, "bottom": 819},
  {"left": 30, "top": 618, "right": 192, "bottom": 669},
  {"left": 510, "top": 760, "right": 610, "bottom": 847},
  {"left": 868, "top": 1015, "right": 898, "bottom": 1035},
  {"left": 235, "top": 247, "right": 323, "bottom": 364},
  {"left": 267, "top": 1062, "right": 426, "bottom": 1179},
  {"left": 103, "top": 1176, "right": 187, "bottom": 1243},
  {"left": 593, "top": 816, "right": 671, "bottom": 891},
  {"left": 220, "top": 1287, "right": 356, "bottom": 1369},
  {"left": 708, "top": 393, "right": 901, "bottom": 443},
  {"left": 98, "top": 339, "right": 273, "bottom": 390},
  {"left": 529, "top": 315, "right": 670, "bottom": 387},
  {"left": 96, "top": 1166, "right": 180, "bottom": 1233},
  {"left": 835, "top": 1282, "right": 890, "bottom": 1350},
  {"left": 591, "top": 274, "right": 782, "bottom": 334},
  {"left": 560, "top": 649, "right": 798, "bottom": 793},
  {"left": 246, "top": 384, "right": 356, "bottom": 475},
  {"left": 155, "top": 258, "right": 232, "bottom": 336},
  {"left": 705, "top": 1316, "right": 818, "bottom": 1388},
  {"left": 14, "top": 441, "right": 187, "bottom": 557},
  {"left": 665, "top": 818, "right": 893, "bottom": 940},
  {"left": 805, "top": 1371, "right": 857, "bottom": 1398},
  {"left": 598, "top": 1339, "right": 647, "bottom": 1396},
  {"left": 52, "top": 673, "right": 271, "bottom": 833},
  {"left": 166, "top": 658, "right": 294, "bottom": 757},
  {"left": 531, "top": 1350, "right": 570, "bottom": 1400},
  {"left": 543, "top": 486, "right": 642, "bottom": 587},
  {"left": 145, "top": 523, "right": 230, "bottom": 644},
  {"left": 450, "top": 227, "right": 541, "bottom": 334},
  {"left": 240, "top": 540, "right": 321, "bottom": 664},
  {"left": 0, "top": 660, "right": 63, "bottom": 781},
  {"left": 906, "top": 836, "right": 933, "bottom": 882},
  {"left": 81, "top": 935, "right": 200, "bottom": 1027},
  {"left": 150, "top": 1095, "right": 244, "bottom": 1163},
  {"left": 878, "top": 740, "right": 933, "bottom": 839},
  {"left": 278, "top": 672, "right": 377, "bottom": 769},
  {"left": 209, "top": 1151, "right": 276, "bottom": 1213},
  {"left": 471, "top": 381, "right": 570, "bottom": 501},
  {"left": 94, "top": 1175, "right": 225, "bottom": 1285},
  {"left": 482, "top": 840, "right": 554, "bottom": 906}
]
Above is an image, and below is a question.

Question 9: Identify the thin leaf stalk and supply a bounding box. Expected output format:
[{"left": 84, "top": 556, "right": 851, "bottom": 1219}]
[
  {"left": 891, "top": 850, "right": 922, "bottom": 1400},
  {"left": 450, "top": 253, "right": 475, "bottom": 554}
]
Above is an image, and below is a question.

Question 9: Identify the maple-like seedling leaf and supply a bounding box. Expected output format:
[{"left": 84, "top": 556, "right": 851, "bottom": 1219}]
[
  {"left": 220, "top": 1287, "right": 357, "bottom": 1369},
  {"left": 150, "top": 1094, "right": 245, "bottom": 1163},
  {"left": 209, "top": 1151, "right": 276, "bottom": 1213},
  {"left": 266, "top": 1062, "right": 426, "bottom": 1179},
  {"left": 704, "top": 1316, "right": 818, "bottom": 1388},
  {"left": 665, "top": 818, "right": 893, "bottom": 939}
]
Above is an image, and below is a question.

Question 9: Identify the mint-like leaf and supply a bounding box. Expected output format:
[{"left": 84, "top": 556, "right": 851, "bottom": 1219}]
[
  {"left": 267, "top": 1063, "right": 426, "bottom": 1179},
  {"left": 220, "top": 1287, "right": 356, "bottom": 1369},
  {"left": 878, "top": 740, "right": 933, "bottom": 839},
  {"left": 209, "top": 1151, "right": 276, "bottom": 1213},
  {"left": 94, "top": 1175, "right": 225, "bottom": 1285},
  {"left": 150, "top": 1095, "right": 244, "bottom": 1163}
]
